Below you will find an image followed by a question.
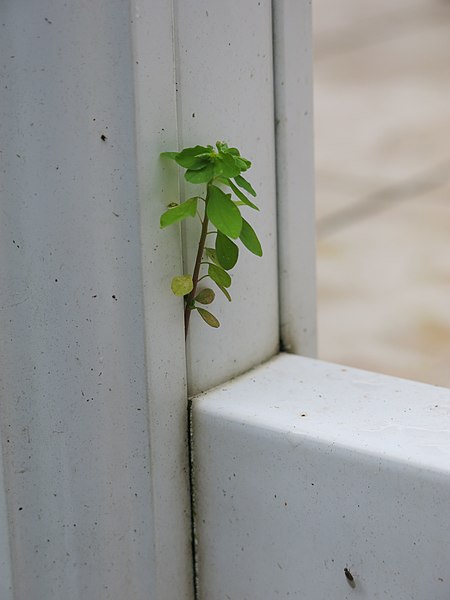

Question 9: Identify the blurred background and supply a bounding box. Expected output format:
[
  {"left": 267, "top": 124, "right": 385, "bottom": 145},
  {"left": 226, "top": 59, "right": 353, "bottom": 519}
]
[{"left": 313, "top": 0, "right": 450, "bottom": 387}]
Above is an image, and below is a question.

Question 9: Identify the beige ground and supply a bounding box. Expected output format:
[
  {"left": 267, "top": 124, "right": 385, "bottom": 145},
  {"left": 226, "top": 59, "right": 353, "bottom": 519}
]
[{"left": 313, "top": 0, "right": 450, "bottom": 387}]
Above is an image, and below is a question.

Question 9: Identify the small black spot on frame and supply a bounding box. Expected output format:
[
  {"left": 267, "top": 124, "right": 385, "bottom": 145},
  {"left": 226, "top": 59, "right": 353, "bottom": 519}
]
[{"left": 344, "top": 568, "right": 356, "bottom": 589}]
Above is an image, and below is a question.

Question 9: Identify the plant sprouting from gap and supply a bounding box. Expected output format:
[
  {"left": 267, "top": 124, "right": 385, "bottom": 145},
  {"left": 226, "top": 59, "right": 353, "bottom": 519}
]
[{"left": 160, "top": 141, "right": 262, "bottom": 338}]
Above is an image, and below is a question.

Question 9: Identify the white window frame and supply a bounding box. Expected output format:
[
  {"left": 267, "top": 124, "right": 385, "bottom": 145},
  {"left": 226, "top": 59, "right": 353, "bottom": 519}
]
[{"left": 2, "top": 1, "right": 448, "bottom": 599}]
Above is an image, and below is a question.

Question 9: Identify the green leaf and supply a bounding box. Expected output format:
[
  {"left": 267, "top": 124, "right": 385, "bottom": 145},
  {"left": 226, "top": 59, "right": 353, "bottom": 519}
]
[
  {"left": 160, "top": 151, "right": 179, "bottom": 160},
  {"left": 197, "top": 308, "right": 220, "bottom": 328},
  {"left": 195, "top": 288, "right": 215, "bottom": 305},
  {"left": 225, "top": 147, "right": 240, "bottom": 156},
  {"left": 234, "top": 156, "right": 251, "bottom": 171},
  {"left": 208, "top": 264, "right": 232, "bottom": 288},
  {"left": 171, "top": 275, "right": 193, "bottom": 296},
  {"left": 214, "top": 176, "right": 229, "bottom": 186},
  {"left": 217, "top": 284, "right": 232, "bottom": 302},
  {"left": 204, "top": 247, "right": 220, "bottom": 266},
  {"left": 239, "top": 218, "right": 263, "bottom": 257},
  {"left": 206, "top": 185, "right": 242, "bottom": 239},
  {"left": 160, "top": 197, "right": 198, "bottom": 228},
  {"left": 216, "top": 142, "right": 240, "bottom": 157},
  {"left": 228, "top": 179, "right": 259, "bottom": 211},
  {"left": 212, "top": 159, "right": 224, "bottom": 179},
  {"left": 215, "top": 231, "right": 239, "bottom": 270},
  {"left": 184, "top": 157, "right": 211, "bottom": 171},
  {"left": 175, "top": 145, "right": 211, "bottom": 168},
  {"left": 185, "top": 162, "right": 215, "bottom": 183},
  {"left": 216, "top": 152, "right": 240, "bottom": 178},
  {"left": 216, "top": 141, "right": 228, "bottom": 152},
  {"left": 234, "top": 174, "right": 257, "bottom": 197}
]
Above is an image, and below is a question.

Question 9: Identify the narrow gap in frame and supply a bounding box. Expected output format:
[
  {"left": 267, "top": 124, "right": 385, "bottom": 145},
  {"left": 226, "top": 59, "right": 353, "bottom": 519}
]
[{"left": 170, "top": 0, "right": 199, "bottom": 597}]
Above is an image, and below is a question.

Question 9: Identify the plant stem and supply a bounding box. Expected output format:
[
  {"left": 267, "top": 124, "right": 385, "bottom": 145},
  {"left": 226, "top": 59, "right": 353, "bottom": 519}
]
[{"left": 184, "top": 191, "right": 210, "bottom": 338}]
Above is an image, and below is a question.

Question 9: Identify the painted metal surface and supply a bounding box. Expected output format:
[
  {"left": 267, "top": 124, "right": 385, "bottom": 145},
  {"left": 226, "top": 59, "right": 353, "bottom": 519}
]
[
  {"left": 193, "top": 353, "right": 450, "bottom": 599},
  {"left": 273, "top": 0, "right": 317, "bottom": 357},
  {"left": 173, "top": 0, "right": 279, "bottom": 395},
  {"left": 0, "top": 438, "right": 13, "bottom": 600},
  {"left": 0, "top": 1, "right": 192, "bottom": 598},
  {"left": 130, "top": 0, "right": 193, "bottom": 597}
]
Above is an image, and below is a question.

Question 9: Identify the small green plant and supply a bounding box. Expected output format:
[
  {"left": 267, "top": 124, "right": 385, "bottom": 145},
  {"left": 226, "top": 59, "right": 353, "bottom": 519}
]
[{"left": 160, "top": 142, "right": 262, "bottom": 338}]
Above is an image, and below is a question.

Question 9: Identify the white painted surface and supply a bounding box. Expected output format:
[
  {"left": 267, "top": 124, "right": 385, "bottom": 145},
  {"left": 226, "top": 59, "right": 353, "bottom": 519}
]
[
  {"left": 173, "top": 0, "right": 279, "bottom": 395},
  {"left": 273, "top": 0, "right": 317, "bottom": 356},
  {"left": 193, "top": 353, "right": 450, "bottom": 598},
  {"left": 0, "top": 440, "right": 13, "bottom": 600},
  {"left": 130, "top": 1, "right": 193, "bottom": 597},
  {"left": 0, "top": 1, "right": 192, "bottom": 598}
]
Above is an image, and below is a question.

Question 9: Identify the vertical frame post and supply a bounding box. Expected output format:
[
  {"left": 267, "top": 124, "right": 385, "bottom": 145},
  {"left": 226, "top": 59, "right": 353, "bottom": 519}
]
[{"left": 273, "top": 0, "right": 317, "bottom": 356}]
